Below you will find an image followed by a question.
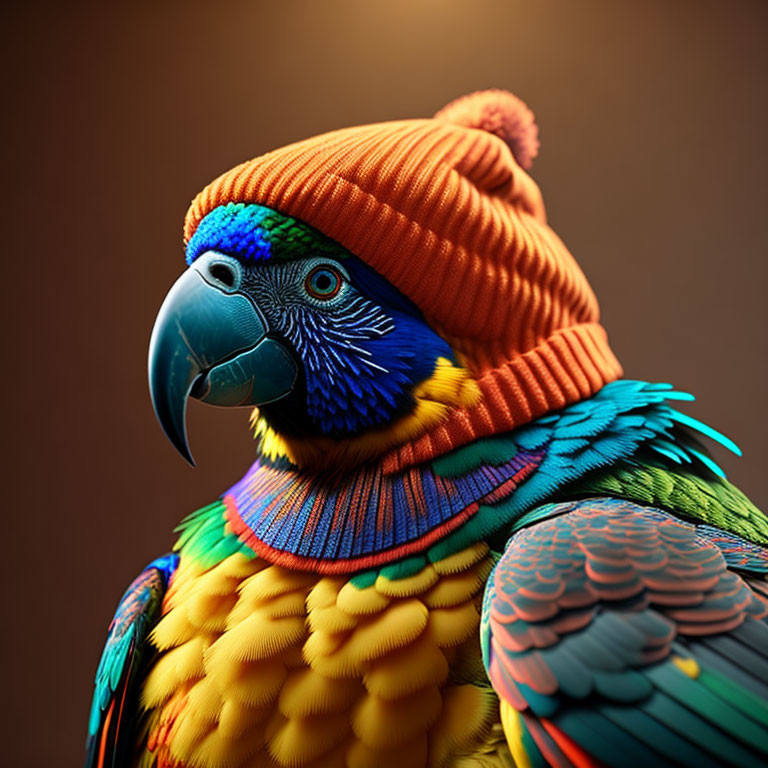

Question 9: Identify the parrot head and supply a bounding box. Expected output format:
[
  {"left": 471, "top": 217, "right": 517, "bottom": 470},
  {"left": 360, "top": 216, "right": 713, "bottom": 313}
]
[
  {"left": 149, "top": 203, "right": 476, "bottom": 467},
  {"left": 149, "top": 90, "right": 623, "bottom": 469}
]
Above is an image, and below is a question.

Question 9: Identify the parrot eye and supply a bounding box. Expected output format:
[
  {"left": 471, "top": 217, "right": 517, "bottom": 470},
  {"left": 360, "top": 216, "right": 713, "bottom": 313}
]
[{"left": 304, "top": 265, "right": 343, "bottom": 301}]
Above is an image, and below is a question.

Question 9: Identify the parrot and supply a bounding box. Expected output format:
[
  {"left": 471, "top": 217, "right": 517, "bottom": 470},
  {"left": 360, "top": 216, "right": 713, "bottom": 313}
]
[{"left": 85, "top": 90, "right": 768, "bottom": 768}]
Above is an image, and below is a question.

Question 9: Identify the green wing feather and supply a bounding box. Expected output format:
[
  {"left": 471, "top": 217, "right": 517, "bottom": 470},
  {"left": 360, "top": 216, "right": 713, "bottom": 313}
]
[
  {"left": 173, "top": 499, "right": 255, "bottom": 568},
  {"left": 568, "top": 462, "right": 768, "bottom": 545}
]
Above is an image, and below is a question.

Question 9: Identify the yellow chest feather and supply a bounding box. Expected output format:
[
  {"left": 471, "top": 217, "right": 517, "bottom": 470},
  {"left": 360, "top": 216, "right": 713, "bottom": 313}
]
[{"left": 138, "top": 544, "right": 510, "bottom": 768}]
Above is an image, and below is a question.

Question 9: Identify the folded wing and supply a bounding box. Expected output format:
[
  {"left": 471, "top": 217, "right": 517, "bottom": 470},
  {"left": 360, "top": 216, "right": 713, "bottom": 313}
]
[
  {"left": 482, "top": 498, "right": 768, "bottom": 768},
  {"left": 85, "top": 553, "right": 178, "bottom": 768}
]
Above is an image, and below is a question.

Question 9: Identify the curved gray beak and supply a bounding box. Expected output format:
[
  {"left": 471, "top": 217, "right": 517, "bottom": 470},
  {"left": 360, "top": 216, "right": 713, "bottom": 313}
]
[{"left": 148, "top": 252, "right": 297, "bottom": 465}]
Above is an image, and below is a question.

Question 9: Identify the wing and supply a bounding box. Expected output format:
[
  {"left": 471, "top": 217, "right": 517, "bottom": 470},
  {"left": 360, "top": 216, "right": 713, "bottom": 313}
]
[
  {"left": 481, "top": 498, "right": 768, "bottom": 768},
  {"left": 85, "top": 553, "right": 178, "bottom": 768}
]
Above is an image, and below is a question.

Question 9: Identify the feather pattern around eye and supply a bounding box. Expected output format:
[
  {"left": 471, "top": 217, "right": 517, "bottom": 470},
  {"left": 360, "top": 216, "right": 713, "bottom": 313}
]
[{"left": 239, "top": 252, "right": 457, "bottom": 437}]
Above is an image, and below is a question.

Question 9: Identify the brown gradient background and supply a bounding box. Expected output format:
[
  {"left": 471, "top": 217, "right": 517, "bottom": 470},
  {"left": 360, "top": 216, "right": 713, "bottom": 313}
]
[{"left": 1, "top": 1, "right": 766, "bottom": 765}]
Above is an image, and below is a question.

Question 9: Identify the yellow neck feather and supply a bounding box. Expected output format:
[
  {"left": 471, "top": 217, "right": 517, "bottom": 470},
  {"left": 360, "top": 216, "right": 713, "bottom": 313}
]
[{"left": 250, "top": 357, "right": 481, "bottom": 471}]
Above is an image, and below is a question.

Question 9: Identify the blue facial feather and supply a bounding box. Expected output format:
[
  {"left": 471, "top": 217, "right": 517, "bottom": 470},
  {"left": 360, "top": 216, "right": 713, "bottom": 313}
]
[{"left": 186, "top": 204, "right": 454, "bottom": 436}]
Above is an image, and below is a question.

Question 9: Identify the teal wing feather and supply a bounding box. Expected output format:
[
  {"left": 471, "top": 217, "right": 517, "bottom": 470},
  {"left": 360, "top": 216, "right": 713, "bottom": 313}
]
[
  {"left": 429, "top": 380, "right": 746, "bottom": 561},
  {"left": 85, "top": 553, "right": 178, "bottom": 768},
  {"left": 482, "top": 498, "right": 768, "bottom": 768}
]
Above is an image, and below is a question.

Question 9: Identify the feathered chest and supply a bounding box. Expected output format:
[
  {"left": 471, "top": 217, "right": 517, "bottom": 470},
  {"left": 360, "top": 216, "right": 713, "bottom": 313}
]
[{"left": 138, "top": 545, "right": 508, "bottom": 768}]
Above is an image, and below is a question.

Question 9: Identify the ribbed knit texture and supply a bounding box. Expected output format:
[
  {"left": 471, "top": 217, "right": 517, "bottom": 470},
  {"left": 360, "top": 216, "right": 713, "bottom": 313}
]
[{"left": 184, "top": 91, "right": 622, "bottom": 469}]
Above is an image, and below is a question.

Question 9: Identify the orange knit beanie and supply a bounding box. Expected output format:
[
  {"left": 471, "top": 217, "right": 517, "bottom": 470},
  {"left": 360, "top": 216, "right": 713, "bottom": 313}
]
[{"left": 184, "top": 90, "right": 622, "bottom": 467}]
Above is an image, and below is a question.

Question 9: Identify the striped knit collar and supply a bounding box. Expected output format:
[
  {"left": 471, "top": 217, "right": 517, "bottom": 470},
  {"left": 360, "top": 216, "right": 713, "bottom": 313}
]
[{"left": 218, "top": 381, "right": 733, "bottom": 575}]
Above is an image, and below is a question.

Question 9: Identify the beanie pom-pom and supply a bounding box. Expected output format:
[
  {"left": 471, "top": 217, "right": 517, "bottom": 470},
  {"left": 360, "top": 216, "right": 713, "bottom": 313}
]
[{"left": 434, "top": 89, "right": 540, "bottom": 170}]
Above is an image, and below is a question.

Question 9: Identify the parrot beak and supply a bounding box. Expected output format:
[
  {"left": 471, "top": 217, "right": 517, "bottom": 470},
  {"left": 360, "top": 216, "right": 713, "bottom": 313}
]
[{"left": 148, "top": 252, "right": 298, "bottom": 465}]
